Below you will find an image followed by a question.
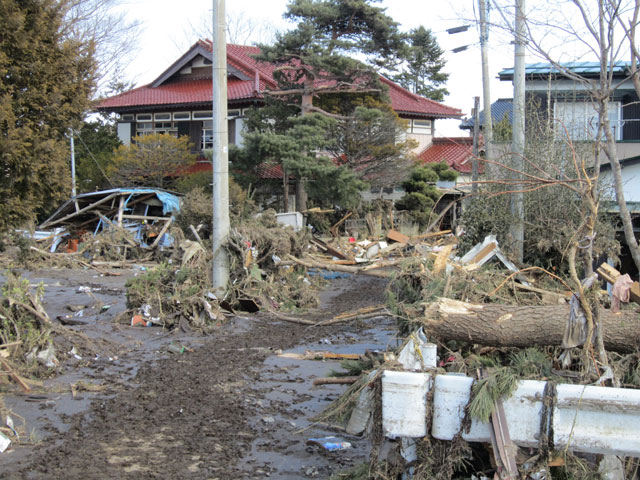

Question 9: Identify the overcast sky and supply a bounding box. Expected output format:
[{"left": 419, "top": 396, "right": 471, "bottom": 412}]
[{"left": 115, "top": 0, "right": 522, "bottom": 136}]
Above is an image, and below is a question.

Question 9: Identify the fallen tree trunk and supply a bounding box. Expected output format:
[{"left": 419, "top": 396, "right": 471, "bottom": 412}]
[{"left": 422, "top": 298, "right": 640, "bottom": 353}]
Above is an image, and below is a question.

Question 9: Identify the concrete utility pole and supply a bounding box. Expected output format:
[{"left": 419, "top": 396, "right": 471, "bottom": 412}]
[
  {"left": 510, "top": 0, "right": 526, "bottom": 263},
  {"left": 478, "top": 0, "right": 493, "bottom": 166},
  {"left": 70, "top": 132, "right": 77, "bottom": 197},
  {"left": 212, "top": 0, "right": 230, "bottom": 295},
  {"left": 471, "top": 96, "right": 480, "bottom": 194}
]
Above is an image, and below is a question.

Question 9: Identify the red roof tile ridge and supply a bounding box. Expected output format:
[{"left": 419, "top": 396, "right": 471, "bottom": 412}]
[
  {"left": 380, "top": 76, "right": 462, "bottom": 116},
  {"left": 225, "top": 44, "right": 276, "bottom": 89},
  {"left": 433, "top": 136, "right": 474, "bottom": 144},
  {"left": 100, "top": 82, "right": 152, "bottom": 102}
]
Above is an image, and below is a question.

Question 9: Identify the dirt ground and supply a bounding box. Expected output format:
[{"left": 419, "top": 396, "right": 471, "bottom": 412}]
[{"left": 1, "top": 268, "right": 395, "bottom": 479}]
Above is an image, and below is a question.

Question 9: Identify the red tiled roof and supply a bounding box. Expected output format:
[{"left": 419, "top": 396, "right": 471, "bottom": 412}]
[
  {"left": 97, "top": 41, "right": 462, "bottom": 119},
  {"left": 179, "top": 161, "right": 213, "bottom": 175},
  {"left": 418, "top": 137, "right": 480, "bottom": 174},
  {"left": 177, "top": 160, "right": 286, "bottom": 180},
  {"left": 257, "top": 163, "right": 284, "bottom": 179},
  {"left": 381, "top": 77, "right": 462, "bottom": 118},
  {"left": 98, "top": 78, "right": 264, "bottom": 109}
]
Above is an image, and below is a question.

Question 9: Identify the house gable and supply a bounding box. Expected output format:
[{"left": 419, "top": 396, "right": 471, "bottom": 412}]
[{"left": 151, "top": 41, "right": 252, "bottom": 88}]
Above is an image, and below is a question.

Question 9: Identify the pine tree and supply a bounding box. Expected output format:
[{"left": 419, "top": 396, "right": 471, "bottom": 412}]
[
  {"left": 392, "top": 26, "right": 449, "bottom": 101},
  {"left": 396, "top": 162, "right": 457, "bottom": 228},
  {"left": 255, "top": 0, "right": 409, "bottom": 211},
  {"left": 0, "top": 0, "right": 95, "bottom": 231}
]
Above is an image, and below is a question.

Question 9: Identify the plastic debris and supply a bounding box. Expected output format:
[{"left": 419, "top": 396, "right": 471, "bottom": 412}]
[
  {"left": 0, "top": 432, "right": 10, "bottom": 453},
  {"left": 131, "top": 315, "right": 150, "bottom": 327},
  {"left": 36, "top": 346, "right": 59, "bottom": 368},
  {"left": 397, "top": 327, "right": 437, "bottom": 371},
  {"left": 168, "top": 344, "right": 185, "bottom": 354},
  {"left": 307, "top": 436, "right": 352, "bottom": 451},
  {"left": 6, "top": 416, "right": 17, "bottom": 439},
  {"left": 68, "top": 347, "right": 82, "bottom": 360}
]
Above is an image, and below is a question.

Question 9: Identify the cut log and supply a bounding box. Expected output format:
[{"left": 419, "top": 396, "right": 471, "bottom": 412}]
[{"left": 422, "top": 298, "right": 640, "bottom": 352}]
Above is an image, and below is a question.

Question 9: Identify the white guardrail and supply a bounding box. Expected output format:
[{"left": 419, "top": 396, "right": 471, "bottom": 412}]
[{"left": 379, "top": 332, "right": 640, "bottom": 458}]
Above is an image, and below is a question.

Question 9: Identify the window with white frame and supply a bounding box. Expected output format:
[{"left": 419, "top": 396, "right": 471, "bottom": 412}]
[
  {"left": 554, "top": 101, "right": 621, "bottom": 141},
  {"left": 410, "top": 119, "right": 432, "bottom": 134},
  {"left": 201, "top": 119, "right": 242, "bottom": 148},
  {"left": 135, "top": 121, "right": 178, "bottom": 137},
  {"left": 202, "top": 121, "right": 214, "bottom": 150}
]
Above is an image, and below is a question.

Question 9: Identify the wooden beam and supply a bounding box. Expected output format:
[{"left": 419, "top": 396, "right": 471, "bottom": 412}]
[
  {"left": 40, "top": 193, "right": 118, "bottom": 228},
  {"left": 149, "top": 218, "right": 173, "bottom": 249}
]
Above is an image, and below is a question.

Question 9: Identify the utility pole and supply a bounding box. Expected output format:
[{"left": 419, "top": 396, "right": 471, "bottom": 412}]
[
  {"left": 212, "top": 0, "right": 230, "bottom": 295},
  {"left": 471, "top": 96, "right": 480, "bottom": 194},
  {"left": 478, "top": 0, "right": 493, "bottom": 167},
  {"left": 510, "top": 0, "right": 526, "bottom": 263},
  {"left": 70, "top": 131, "right": 77, "bottom": 197}
]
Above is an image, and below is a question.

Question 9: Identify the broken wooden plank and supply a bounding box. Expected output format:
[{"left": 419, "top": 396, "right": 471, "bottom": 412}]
[
  {"left": 189, "top": 224, "right": 203, "bottom": 243},
  {"left": 483, "top": 368, "right": 519, "bottom": 480},
  {"left": 425, "top": 201, "right": 456, "bottom": 233},
  {"left": 513, "top": 283, "right": 569, "bottom": 300},
  {"left": 0, "top": 358, "right": 31, "bottom": 393},
  {"left": 410, "top": 229, "right": 452, "bottom": 241},
  {"left": 311, "top": 237, "right": 350, "bottom": 260},
  {"left": 289, "top": 255, "right": 390, "bottom": 278},
  {"left": 278, "top": 351, "right": 361, "bottom": 361},
  {"left": 597, "top": 262, "right": 640, "bottom": 305},
  {"left": 387, "top": 229, "right": 409, "bottom": 244},
  {"left": 75, "top": 193, "right": 157, "bottom": 230},
  {"left": 330, "top": 211, "right": 353, "bottom": 237},
  {"left": 470, "top": 241, "right": 497, "bottom": 265},
  {"left": 333, "top": 304, "right": 386, "bottom": 320},
  {"left": 40, "top": 193, "right": 118, "bottom": 228},
  {"left": 313, "top": 376, "right": 359, "bottom": 386},
  {"left": 149, "top": 217, "right": 173, "bottom": 249},
  {"left": 432, "top": 244, "right": 454, "bottom": 274}
]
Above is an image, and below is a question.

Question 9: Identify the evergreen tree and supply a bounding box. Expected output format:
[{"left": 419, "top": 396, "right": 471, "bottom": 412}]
[
  {"left": 395, "top": 162, "right": 457, "bottom": 228},
  {"left": 74, "top": 120, "right": 120, "bottom": 193},
  {"left": 233, "top": 112, "right": 365, "bottom": 209},
  {"left": 255, "top": 0, "right": 409, "bottom": 211},
  {"left": 0, "top": 0, "right": 95, "bottom": 230},
  {"left": 392, "top": 26, "right": 449, "bottom": 101}
]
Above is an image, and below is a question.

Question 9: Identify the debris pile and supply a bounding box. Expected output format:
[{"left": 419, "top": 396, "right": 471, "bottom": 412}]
[{"left": 312, "top": 234, "right": 640, "bottom": 479}]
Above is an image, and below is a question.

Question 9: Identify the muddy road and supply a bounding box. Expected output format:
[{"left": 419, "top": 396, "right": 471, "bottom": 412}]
[{"left": 1, "top": 269, "right": 395, "bottom": 479}]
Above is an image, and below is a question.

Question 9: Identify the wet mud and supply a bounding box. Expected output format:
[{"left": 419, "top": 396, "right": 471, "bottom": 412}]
[{"left": 1, "top": 270, "right": 394, "bottom": 479}]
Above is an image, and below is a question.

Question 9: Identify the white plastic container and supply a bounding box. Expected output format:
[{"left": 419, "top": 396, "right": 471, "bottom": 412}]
[
  {"left": 275, "top": 212, "right": 304, "bottom": 231},
  {"left": 397, "top": 328, "right": 438, "bottom": 371},
  {"left": 382, "top": 371, "right": 430, "bottom": 438}
]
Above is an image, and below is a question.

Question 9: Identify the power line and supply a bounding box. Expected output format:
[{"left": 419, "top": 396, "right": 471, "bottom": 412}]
[{"left": 74, "top": 130, "right": 116, "bottom": 189}]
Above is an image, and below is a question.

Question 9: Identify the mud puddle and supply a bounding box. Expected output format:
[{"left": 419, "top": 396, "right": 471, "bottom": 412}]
[{"left": 239, "top": 315, "right": 397, "bottom": 478}]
